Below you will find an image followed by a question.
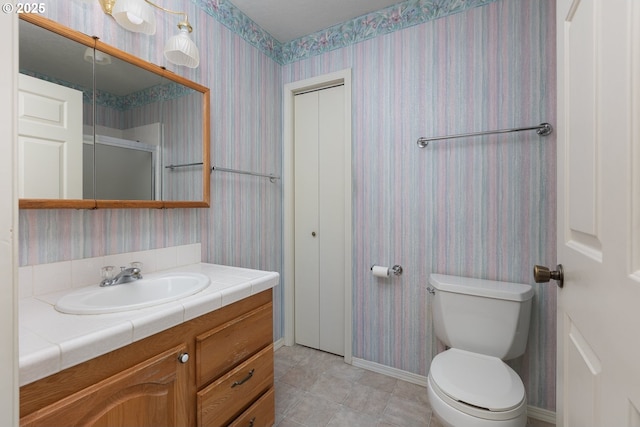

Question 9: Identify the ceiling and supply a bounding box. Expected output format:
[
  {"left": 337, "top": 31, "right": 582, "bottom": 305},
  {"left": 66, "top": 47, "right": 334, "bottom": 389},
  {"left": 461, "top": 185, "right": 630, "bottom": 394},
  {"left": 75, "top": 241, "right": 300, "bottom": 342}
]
[{"left": 227, "top": 0, "right": 406, "bottom": 42}]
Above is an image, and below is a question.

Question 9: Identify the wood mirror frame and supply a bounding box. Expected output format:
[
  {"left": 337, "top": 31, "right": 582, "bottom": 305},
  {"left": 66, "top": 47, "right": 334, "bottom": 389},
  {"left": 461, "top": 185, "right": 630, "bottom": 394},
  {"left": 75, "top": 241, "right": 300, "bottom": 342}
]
[{"left": 18, "top": 14, "right": 210, "bottom": 209}]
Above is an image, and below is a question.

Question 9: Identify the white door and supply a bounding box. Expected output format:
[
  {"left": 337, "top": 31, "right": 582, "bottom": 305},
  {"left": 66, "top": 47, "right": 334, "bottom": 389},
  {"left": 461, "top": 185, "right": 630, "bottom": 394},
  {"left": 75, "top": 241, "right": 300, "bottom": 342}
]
[
  {"left": 555, "top": 0, "right": 640, "bottom": 425},
  {"left": 18, "top": 74, "right": 83, "bottom": 199},
  {"left": 294, "top": 85, "right": 346, "bottom": 356}
]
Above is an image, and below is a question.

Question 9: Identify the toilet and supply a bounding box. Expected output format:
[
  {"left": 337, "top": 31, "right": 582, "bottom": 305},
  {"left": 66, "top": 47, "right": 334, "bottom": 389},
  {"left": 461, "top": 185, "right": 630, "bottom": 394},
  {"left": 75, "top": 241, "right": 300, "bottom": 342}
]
[{"left": 426, "top": 274, "right": 534, "bottom": 427}]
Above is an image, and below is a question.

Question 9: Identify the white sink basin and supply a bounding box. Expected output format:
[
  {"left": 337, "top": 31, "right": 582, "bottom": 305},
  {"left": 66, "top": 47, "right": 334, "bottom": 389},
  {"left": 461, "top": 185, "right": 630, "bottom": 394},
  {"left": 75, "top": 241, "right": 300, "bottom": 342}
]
[{"left": 55, "top": 272, "right": 210, "bottom": 314}]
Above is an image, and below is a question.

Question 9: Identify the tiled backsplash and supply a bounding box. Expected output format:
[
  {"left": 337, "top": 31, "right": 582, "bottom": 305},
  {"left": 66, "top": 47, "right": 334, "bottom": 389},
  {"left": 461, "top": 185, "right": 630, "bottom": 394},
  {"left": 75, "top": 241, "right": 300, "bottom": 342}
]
[{"left": 19, "top": 243, "right": 202, "bottom": 299}]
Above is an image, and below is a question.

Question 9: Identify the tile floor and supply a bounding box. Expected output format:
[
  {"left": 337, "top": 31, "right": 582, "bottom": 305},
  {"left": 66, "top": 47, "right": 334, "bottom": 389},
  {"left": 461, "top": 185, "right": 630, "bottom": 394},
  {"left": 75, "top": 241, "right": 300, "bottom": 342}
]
[
  {"left": 273, "top": 344, "right": 555, "bottom": 427},
  {"left": 274, "top": 344, "right": 439, "bottom": 426}
]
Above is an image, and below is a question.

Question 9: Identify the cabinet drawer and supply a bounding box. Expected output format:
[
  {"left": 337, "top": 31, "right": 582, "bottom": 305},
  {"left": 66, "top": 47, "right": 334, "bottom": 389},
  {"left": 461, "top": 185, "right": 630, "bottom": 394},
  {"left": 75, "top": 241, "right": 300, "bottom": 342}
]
[
  {"left": 196, "top": 302, "right": 273, "bottom": 388},
  {"left": 197, "top": 344, "right": 274, "bottom": 427},
  {"left": 228, "top": 387, "right": 275, "bottom": 427}
]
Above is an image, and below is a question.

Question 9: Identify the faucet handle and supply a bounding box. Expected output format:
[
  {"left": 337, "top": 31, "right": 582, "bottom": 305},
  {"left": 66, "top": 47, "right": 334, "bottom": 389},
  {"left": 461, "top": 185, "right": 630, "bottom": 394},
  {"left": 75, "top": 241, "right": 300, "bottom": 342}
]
[
  {"left": 100, "top": 266, "right": 116, "bottom": 287},
  {"left": 101, "top": 266, "right": 115, "bottom": 280},
  {"left": 130, "top": 262, "right": 143, "bottom": 279}
]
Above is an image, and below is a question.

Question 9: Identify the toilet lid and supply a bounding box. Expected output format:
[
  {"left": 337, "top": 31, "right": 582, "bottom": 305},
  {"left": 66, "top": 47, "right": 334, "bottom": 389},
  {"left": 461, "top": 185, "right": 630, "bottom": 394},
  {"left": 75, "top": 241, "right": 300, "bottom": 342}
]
[{"left": 429, "top": 349, "right": 525, "bottom": 412}]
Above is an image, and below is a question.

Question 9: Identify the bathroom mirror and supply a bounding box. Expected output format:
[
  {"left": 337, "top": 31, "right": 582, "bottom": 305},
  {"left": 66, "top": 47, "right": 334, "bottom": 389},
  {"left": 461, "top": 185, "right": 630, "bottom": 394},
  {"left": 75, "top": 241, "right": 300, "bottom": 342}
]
[{"left": 18, "top": 14, "right": 210, "bottom": 209}]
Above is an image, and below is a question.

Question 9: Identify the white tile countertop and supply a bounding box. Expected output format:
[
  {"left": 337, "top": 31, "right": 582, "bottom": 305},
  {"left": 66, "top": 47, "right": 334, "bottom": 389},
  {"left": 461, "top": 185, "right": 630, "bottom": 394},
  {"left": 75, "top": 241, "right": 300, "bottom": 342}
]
[{"left": 19, "top": 263, "right": 279, "bottom": 386}]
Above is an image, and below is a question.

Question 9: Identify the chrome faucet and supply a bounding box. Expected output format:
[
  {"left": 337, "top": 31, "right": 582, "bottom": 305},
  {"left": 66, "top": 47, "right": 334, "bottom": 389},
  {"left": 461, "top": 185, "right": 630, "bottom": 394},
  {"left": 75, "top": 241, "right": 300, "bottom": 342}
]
[{"left": 100, "top": 266, "right": 143, "bottom": 287}]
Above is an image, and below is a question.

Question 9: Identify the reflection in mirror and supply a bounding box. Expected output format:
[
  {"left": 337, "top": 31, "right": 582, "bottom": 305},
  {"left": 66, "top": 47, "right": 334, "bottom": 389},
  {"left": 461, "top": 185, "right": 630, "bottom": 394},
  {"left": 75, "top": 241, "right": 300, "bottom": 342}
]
[
  {"left": 160, "top": 76, "right": 204, "bottom": 202},
  {"left": 17, "top": 15, "right": 210, "bottom": 209},
  {"left": 18, "top": 18, "right": 94, "bottom": 200},
  {"left": 91, "top": 56, "right": 204, "bottom": 201},
  {"left": 92, "top": 50, "right": 164, "bottom": 200}
]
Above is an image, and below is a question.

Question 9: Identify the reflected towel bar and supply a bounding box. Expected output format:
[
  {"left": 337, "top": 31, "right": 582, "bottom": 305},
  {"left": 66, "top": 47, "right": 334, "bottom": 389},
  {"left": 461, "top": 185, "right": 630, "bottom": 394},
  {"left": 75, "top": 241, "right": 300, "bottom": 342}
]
[
  {"left": 164, "top": 162, "right": 280, "bottom": 182},
  {"left": 165, "top": 162, "right": 204, "bottom": 170},
  {"left": 416, "top": 122, "right": 553, "bottom": 148}
]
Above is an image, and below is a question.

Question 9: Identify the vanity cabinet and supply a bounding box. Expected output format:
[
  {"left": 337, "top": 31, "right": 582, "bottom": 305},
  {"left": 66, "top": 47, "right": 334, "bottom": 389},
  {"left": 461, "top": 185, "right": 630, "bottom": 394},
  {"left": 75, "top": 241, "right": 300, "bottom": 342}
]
[
  {"left": 20, "top": 344, "right": 190, "bottom": 427},
  {"left": 19, "top": 290, "right": 274, "bottom": 427}
]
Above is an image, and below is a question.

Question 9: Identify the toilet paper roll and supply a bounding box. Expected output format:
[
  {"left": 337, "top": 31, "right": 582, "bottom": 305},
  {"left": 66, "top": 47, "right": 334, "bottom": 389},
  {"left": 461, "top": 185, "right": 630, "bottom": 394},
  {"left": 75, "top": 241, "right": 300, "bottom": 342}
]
[{"left": 371, "top": 265, "right": 390, "bottom": 278}]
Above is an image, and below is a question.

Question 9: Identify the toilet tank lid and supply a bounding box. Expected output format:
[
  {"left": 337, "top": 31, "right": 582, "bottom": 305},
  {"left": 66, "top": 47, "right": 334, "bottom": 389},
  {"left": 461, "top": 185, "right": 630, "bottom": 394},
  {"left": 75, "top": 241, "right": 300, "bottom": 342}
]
[{"left": 429, "top": 274, "right": 534, "bottom": 302}]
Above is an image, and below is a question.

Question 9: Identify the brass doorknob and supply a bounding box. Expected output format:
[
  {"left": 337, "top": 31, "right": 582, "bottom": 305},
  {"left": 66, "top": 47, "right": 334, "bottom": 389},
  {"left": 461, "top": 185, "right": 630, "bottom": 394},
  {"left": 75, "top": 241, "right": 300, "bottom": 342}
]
[{"left": 533, "top": 264, "right": 564, "bottom": 288}]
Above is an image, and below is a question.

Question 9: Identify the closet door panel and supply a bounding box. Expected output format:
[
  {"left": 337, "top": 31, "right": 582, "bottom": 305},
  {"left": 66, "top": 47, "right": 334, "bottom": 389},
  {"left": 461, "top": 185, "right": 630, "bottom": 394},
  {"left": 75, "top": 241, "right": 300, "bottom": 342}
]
[
  {"left": 294, "top": 91, "right": 320, "bottom": 349},
  {"left": 318, "top": 86, "right": 345, "bottom": 356},
  {"left": 294, "top": 86, "right": 346, "bottom": 356}
]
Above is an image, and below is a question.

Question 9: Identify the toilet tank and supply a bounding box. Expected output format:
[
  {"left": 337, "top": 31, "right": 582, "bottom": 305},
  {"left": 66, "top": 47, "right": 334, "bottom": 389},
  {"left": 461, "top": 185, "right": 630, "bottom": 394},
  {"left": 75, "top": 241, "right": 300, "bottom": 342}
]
[{"left": 429, "top": 274, "right": 534, "bottom": 360}]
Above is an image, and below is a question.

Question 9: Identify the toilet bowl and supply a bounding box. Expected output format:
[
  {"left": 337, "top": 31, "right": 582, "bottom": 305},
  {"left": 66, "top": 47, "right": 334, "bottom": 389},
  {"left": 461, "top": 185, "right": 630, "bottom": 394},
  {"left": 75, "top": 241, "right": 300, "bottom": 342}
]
[
  {"left": 427, "top": 274, "right": 534, "bottom": 427},
  {"left": 427, "top": 349, "right": 527, "bottom": 427}
]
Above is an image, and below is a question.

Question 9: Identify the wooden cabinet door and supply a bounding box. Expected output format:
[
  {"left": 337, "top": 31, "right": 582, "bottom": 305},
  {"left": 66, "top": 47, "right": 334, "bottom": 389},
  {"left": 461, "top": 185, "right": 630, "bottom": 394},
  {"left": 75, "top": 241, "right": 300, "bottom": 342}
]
[{"left": 20, "top": 345, "right": 189, "bottom": 427}]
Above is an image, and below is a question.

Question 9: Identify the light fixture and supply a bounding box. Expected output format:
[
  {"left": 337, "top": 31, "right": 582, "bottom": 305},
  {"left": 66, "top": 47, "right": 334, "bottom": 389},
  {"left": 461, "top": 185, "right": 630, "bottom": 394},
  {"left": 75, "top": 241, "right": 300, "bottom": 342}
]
[
  {"left": 99, "top": 0, "right": 155, "bottom": 35},
  {"left": 84, "top": 47, "right": 113, "bottom": 65},
  {"left": 112, "top": 0, "right": 156, "bottom": 35},
  {"left": 164, "top": 20, "right": 200, "bottom": 68},
  {"left": 99, "top": 0, "right": 200, "bottom": 68}
]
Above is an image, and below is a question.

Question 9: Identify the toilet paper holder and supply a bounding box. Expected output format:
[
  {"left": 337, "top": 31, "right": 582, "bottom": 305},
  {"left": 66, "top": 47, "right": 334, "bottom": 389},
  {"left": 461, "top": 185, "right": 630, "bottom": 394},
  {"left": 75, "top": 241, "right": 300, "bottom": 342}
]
[{"left": 371, "top": 264, "right": 403, "bottom": 276}]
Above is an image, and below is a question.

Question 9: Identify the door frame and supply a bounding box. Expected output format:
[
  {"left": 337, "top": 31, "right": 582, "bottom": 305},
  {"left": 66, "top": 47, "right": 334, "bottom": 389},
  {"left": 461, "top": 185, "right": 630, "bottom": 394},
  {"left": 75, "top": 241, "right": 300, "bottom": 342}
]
[
  {"left": 283, "top": 69, "right": 353, "bottom": 363},
  {"left": 1, "top": 12, "right": 19, "bottom": 426}
]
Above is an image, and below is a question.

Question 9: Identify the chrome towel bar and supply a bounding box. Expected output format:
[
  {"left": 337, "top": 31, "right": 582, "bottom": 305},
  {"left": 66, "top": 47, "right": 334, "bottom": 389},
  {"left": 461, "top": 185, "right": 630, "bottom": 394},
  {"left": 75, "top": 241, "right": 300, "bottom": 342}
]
[
  {"left": 211, "top": 166, "right": 280, "bottom": 183},
  {"left": 164, "top": 162, "right": 280, "bottom": 182},
  {"left": 417, "top": 122, "right": 553, "bottom": 148}
]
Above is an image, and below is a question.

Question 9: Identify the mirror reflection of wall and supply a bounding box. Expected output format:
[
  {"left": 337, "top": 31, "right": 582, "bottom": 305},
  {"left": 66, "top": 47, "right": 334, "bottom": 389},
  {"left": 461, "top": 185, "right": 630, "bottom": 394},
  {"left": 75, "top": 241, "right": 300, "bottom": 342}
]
[
  {"left": 91, "top": 52, "right": 163, "bottom": 201},
  {"left": 161, "top": 87, "right": 203, "bottom": 201},
  {"left": 18, "top": 17, "right": 207, "bottom": 204}
]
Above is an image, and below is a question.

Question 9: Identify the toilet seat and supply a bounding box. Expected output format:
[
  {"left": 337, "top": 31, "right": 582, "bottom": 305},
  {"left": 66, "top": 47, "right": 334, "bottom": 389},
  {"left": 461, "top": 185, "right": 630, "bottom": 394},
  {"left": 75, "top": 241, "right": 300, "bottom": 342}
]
[{"left": 429, "top": 348, "right": 526, "bottom": 421}]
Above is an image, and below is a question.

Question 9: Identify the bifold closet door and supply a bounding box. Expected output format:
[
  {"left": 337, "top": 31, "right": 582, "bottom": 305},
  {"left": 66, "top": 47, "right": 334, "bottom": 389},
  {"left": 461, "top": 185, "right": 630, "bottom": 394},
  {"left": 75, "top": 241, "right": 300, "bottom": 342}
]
[{"left": 294, "top": 85, "right": 345, "bottom": 356}]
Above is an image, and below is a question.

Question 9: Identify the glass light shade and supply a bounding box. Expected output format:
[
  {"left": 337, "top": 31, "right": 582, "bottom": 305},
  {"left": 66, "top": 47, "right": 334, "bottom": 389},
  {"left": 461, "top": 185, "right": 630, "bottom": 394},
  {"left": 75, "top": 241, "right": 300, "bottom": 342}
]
[
  {"left": 84, "top": 47, "right": 112, "bottom": 65},
  {"left": 164, "top": 28, "right": 200, "bottom": 68},
  {"left": 111, "top": 0, "right": 156, "bottom": 35}
]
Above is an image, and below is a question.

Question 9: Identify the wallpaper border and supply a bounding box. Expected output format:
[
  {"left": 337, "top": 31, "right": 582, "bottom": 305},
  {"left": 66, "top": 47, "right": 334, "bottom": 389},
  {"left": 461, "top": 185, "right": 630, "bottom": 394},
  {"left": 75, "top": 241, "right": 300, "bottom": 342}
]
[
  {"left": 191, "top": 0, "right": 499, "bottom": 64},
  {"left": 20, "top": 69, "right": 194, "bottom": 111}
]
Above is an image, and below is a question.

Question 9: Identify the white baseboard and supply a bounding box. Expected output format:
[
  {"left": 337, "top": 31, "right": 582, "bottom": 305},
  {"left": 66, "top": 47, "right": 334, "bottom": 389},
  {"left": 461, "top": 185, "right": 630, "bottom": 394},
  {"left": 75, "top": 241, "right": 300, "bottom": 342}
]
[
  {"left": 351, "top": 357, "right": 556, "bottom": 425},
  {"left": 273, "top": 337, "right": 285, "bottom": 351},
  {"left": 527, "top": 405, "right": 556, "bottom": 425},
  {"left": 351, "top": 357, "right": 428, "bottom": 387}
]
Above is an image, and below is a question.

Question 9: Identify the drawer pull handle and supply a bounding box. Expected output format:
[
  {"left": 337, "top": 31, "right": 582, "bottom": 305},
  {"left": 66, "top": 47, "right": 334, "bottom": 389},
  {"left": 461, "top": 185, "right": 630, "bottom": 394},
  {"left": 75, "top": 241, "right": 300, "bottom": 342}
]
[
  {"left": 231, "top": 369, "right": 255, "bottom": 388},
  {"left": 246, "top": 417, "right": 256, "bottom": 427}
]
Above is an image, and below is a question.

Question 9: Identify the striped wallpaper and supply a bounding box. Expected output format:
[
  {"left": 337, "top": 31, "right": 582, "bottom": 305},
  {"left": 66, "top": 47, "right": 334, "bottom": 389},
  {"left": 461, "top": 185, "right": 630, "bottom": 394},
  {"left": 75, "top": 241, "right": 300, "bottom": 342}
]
[
  {"left": 282, "top": 0, "right": 556, "bottom": 410},
  {"left": 18, "top": 0, "right": 556, "bottom": 411}
]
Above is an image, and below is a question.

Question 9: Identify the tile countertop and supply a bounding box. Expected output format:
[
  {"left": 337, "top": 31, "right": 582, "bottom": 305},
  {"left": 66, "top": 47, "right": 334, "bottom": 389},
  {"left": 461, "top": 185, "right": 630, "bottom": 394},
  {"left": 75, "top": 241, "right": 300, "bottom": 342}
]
[{"left": 19, "top": 263, "right": 280, "bottom": 387}]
